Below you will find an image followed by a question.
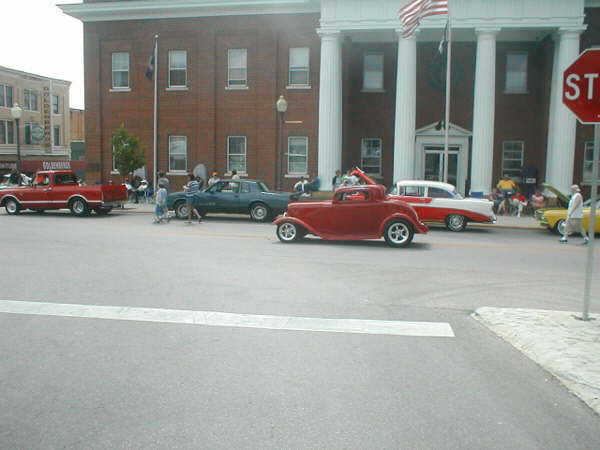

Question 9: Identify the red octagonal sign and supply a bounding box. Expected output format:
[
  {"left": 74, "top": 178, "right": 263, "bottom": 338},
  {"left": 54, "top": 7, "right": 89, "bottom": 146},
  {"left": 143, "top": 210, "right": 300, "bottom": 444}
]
[{"left": 563, "top": 48, "right": 600, "bottom": 124}]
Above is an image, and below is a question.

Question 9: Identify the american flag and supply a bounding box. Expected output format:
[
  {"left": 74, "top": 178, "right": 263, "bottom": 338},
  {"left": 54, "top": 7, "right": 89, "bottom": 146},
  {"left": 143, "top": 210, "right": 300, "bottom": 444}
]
[{"left": 398, "top": 0, "right": 448, "bottom": 38}]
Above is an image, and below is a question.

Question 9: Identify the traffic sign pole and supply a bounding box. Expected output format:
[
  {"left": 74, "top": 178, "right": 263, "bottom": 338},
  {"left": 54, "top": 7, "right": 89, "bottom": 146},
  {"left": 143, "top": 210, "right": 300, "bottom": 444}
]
[{"left": 582, "top": 123, "right": 599, "bottom": 321}]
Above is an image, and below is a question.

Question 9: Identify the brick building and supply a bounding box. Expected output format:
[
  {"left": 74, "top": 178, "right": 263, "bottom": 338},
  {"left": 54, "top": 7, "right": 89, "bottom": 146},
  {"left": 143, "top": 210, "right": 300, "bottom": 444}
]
[
  {"left": 60, "top": 0, "right": 600, "bottom": 194},
  {"left": 0, "top": 66, "right": 74, "bottom": 176}
]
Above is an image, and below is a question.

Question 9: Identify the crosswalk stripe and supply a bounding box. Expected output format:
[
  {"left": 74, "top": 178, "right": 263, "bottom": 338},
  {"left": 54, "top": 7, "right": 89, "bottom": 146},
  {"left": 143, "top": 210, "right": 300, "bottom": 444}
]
[{"left": 0, "top": 300, "right": 455, "bottom": 338}]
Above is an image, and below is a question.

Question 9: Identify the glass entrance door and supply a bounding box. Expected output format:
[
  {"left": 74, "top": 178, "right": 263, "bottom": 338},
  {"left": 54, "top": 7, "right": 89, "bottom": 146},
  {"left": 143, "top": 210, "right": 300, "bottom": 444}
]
[{"left": 424, "top": 146, "right": 459, "bottom": 187}]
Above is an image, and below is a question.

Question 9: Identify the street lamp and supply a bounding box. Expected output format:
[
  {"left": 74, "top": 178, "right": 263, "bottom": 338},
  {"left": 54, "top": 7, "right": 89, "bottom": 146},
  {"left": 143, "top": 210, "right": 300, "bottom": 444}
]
[
  {"left": 10, "top": 103, "right": 23, "bottom": 184},
  {"left": 276, "top": 95, "right": 288, "bottom": 191}
]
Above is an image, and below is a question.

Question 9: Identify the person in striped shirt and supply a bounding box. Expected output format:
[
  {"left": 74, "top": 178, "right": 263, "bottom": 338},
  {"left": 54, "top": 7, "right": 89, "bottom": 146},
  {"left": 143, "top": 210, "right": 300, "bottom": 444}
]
[{"left": 183, "top": 173, "right": 202, "bottom": 224}]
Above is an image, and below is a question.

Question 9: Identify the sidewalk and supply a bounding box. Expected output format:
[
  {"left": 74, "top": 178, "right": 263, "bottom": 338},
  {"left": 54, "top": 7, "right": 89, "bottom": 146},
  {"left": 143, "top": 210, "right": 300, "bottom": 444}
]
[
  {"left": 117, "top": 202, "right": 543, "bottom": 230},
  {"left": 474, "top": 307, "right": 600, "bottom": 415}
]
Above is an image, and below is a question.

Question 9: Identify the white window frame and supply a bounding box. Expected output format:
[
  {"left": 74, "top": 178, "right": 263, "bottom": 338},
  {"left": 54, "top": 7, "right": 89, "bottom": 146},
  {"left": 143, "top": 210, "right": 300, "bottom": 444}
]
[
  {"left": 53, "top": 125, "right": 60, "bottom": 146},
  {"left": 288, "top": 47, "right": 310, "bottom": 88},
  {"left": 23, "top": 89, "right": 38, "bottom": 111},
  {"left": 0, "top": 120, "right": 14, "bottom": 145},
  {"left": 363, "top": 52, "right": 384, "bottom": 91},
  {"left": 505, "top": 52, "right": 528, "bottom": 94},
  {"left": 227, "top": 49, "right": 248, "bottom": 88},
  {"left": 287, "top": 136, "right": 308, "bottom": 175},
  {"left": 361, "top": 138, "right": 382, "bottom": 175},
  {"left": 501, "top": 141, "right": 524, "bottom": 180},
  {"left": 168, "top": 136, "right": 188, "bottom": 173},
  {"left": 227, "top": 136, "right": 247, "bottom": 174},
  {"left": 582, "top": 141, "right": 600, "bottom": 184},
  {"left": 52, "top": 95, "right": 60, "bottom": 114},
  {"left": 168, "top": 50, "right": 187, "bottom": 88},
  {"left": 0, "top": 84, "right": 13, "bottom": 108},
  {"left": 111, "top": 52, "right": 130, "bottom": 89}
]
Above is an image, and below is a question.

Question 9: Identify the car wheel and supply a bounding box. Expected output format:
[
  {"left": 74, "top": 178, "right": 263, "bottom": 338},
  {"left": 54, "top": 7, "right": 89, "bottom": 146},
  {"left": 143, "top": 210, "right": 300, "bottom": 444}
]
[
  {"left": 446, "top": 214, "right": 467, "bottom": 232},
  {"left": 5, "top": 198, "right": 21, "bottom": 215},
  {"left": 250, "top": 203, "right": 271, "bottom": 222},
  {"left": 277, "top": 222, "right": 300, "bottom": 243},
  {"left": 69, "top": 198, "right": 90, "bottom": 217},
  {"left": 384, "top": 220, "right": 414, "bottom": 248},
  {"left": 94, "top": 207, "right": 112, "bottom": 216},
  {"left": 555, "top": 219, "right": 567, "bottom": 235},
  {"left": 174, "top": 201, "right": 189, "bottom": 220}
]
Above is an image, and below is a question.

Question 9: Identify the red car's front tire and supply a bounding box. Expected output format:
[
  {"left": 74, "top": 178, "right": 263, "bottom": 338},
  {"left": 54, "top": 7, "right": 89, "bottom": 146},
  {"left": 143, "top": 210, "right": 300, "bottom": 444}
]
[{"left": 276, "top": 221, "right": 300, "bottom": 243}]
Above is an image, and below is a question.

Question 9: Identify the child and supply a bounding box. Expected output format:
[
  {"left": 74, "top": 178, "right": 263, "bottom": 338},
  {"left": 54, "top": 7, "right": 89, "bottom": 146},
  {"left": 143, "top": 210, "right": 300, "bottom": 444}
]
[{"left": 154, "top": 183, "right": 170, "bottom": 223}]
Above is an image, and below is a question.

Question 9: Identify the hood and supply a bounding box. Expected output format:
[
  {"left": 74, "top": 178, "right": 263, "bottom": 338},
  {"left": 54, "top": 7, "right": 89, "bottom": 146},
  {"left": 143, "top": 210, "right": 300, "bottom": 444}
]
[{"left": 541, "top": 183, "right": 569, "bottom": 209}]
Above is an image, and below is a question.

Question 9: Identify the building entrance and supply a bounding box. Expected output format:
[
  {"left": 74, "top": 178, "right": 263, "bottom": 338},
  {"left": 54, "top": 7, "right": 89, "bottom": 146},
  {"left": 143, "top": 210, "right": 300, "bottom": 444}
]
[{"left": 424, "top": 146, "right": 459, "bottom": 187}]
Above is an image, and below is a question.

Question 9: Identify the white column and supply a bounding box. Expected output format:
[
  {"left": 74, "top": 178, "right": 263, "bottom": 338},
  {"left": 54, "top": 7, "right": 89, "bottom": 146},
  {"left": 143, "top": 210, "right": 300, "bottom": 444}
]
[
  {"left": 393, "top": 30, "right": 418, "bottom": 182},
  {"left": 544, "top": 35, "right": 561, "bottom": 184},
  {"left": 470, "top": 28, "right": 499, "bottom": 195},
  {"left": 546, "top": 28, "right": 584, "bottom": 193},
  {"left": 317, "top": 30, "right": 343, "bottom": 191}
]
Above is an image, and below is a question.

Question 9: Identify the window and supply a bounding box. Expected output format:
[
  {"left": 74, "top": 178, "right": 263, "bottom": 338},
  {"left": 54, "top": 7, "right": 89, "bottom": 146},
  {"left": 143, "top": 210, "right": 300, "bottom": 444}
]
[
  {"left": 55, "top": 173, "right": 78, "bottom": 185},
  {"left": 53, "top": 125, "right": 60, "bottom": 146},
  {"left": 583, "top": 141, "right": 600, "bottom": 183},
  {"left": 363, "top": 53, "right": 384, "bottom": 90},
  {"left": 361, "top": 138, "right": 382, "bottom": 174},
  {"left": 112, "top": 52, "right": 130, "bottom": 88},
  {"left": 241, "top": 182, "right": 251, "bottom": 193},
  {"left": 399, "top": 185, "right": 425, "bottom": 197},
  {"left": 0, "top": 84, "right": 13, "bottom": 107},
  {"left": 339, "top": 190, "right": 369, "bottom": 202},
  {"left": 168, "top": 50, "right": 187, "bottom": 87},
  {"left": 289, "top": 47, "right": 310, "bottom": 86},
  {"left": 428, "top": 187, "right": 454, "bottom": 199},
  {"left": 168, "top": 136, "right": 187, "bottom": 172},
  {"left": 24, "top": 122, "right": 36, "bottom": 144},
  {"left": 214, "top": 181, "right": 240, "bottom": 193},
  {"left": 502, "top": 141, "right": 524, "bottom": 179},
  {"left": 228, "top": 49, "right": 247, "bottom": 87},
  {"left": 52, "top": 95, "right": 60, "bottom": 114},
  {"left": 288, "top": 136, "right": 308, "bottom": 174},
  {"left": 506, "top": 52, "right": 527, "bottom": 93},
  {"left": 0, "top": 120, "right": 14, "bottom": 144},
  {"left": 24, "top": 89, "right": 38, "bottom": 111},
  {"left": 227, "top": 136, "right": 247, "bottom": 173}
]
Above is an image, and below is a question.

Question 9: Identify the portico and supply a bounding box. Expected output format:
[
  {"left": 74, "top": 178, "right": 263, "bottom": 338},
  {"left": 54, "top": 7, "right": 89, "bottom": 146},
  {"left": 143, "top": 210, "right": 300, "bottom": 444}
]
[{"left": 316, "top": 0, "right": 588, "bottom": 193}]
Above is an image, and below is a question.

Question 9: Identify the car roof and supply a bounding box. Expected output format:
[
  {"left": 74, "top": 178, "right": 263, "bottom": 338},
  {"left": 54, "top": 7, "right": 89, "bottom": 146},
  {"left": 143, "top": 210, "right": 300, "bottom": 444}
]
[
  {"left": 396, "top": 180, "right": 455, "bottom": 190},
  {"left": 215, "top": 179, "right": 262, "bottom": 183}
]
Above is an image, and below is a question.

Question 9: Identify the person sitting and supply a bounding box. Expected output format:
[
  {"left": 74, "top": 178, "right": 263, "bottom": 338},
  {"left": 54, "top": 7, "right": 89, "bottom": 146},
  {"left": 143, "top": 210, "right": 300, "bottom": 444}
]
[
  {"left": 294, "top": 176, "right": 310, "bottom": 197},
  {"left": 485, "top": 188, "right": 503, "bottom": 214},
  {"left": 510, "top": 190, "right": 528, "bottom": 217},
  {"left": 530, "top": 190, "right": 546, "bottom": 210},
  {"left": 497, "top": 174, "right": 517, "bottom": 196}
]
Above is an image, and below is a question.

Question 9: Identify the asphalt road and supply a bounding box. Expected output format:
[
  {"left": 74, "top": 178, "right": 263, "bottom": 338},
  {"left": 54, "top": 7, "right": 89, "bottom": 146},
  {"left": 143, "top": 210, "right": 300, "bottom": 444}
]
[{"left": 1, "top": 209, "right": 599, "bottom": 449}]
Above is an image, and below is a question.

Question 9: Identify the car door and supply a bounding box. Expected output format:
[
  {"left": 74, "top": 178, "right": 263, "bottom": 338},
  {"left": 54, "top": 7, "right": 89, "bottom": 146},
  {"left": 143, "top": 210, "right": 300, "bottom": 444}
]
[
  {"left": 19, "top": 174, "right": 50, "bottom": 208},
  {"left": 426, "top": 186, "right": 456, "bottom": 221},
  {"left": 238, "top": 181, "right": 255, "bottom": 213},
  {"left": 212, "top": 181, "right": 241, "bottom": 213},
  {"left": 330, "top": 189, "right": 381, "bottom": 238},
  {"left": 397, "top": 185, "right": 434, "bottom": 221},
  {"left": 48, "top": 172, "right": 79, "bottom": 208}
]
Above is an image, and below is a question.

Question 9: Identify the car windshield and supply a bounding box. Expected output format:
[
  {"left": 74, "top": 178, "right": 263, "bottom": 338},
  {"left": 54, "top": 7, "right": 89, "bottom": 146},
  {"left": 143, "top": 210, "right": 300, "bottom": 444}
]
[
  {"left": 453, "top": 190, "right": 463, "bottom": 199},
  {"left": 258, "top": 182, "right": 270, "bottom": 192}
]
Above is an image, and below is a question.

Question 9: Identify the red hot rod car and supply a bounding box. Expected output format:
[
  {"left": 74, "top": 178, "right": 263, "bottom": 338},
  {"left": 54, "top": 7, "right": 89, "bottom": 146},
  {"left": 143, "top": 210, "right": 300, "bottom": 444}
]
[{"left": 273, "top": 185, "right": 428, "bottom": 247}]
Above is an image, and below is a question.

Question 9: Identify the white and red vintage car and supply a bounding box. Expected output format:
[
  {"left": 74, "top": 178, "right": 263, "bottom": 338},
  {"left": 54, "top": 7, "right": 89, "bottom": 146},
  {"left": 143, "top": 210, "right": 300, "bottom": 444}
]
[{"left": 350, "top": 169, "right": 496, "bottom": 232}]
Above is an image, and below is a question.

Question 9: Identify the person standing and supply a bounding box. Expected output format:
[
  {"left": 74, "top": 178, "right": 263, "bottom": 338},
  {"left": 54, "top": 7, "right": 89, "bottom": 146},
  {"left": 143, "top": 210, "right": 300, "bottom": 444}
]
[
  {"left": 208, "top": 172, "right": 220, "bottom": 186},
  {"left": 560, "top": 184, "right": 589, "bottom": 244},
  {"left": 183, "top": 173, "right": 202, "bottom": 224},
  {"left": 154, "top": 182, "right": 170, "bottom": 223},
  {"left": 157, "top": 172, "right": 170, "bottom": 193},
  {"left": 332, "top": 170, "right": 343, "bottom": 190}
]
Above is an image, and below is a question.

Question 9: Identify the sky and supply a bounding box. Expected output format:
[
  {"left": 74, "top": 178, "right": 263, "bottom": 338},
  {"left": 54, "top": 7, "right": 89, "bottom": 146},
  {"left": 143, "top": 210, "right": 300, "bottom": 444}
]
[{"left": 3, "top": 0, "right": 84, "bottom": 109}]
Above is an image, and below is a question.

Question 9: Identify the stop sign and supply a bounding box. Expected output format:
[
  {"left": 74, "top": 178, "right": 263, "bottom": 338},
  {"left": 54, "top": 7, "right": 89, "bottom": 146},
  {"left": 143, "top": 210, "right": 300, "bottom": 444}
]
[{"left": 563, "top": 48, "right": 600, "bottom": 124}]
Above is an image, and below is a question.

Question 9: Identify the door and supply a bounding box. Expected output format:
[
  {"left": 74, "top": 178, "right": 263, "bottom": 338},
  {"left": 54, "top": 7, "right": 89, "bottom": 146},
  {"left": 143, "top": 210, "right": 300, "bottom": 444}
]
[
  {"left": 331, "top": 189, "right": 382, "bottom": 238},
  {"left": 396, "top": 185, "right": 434, "bottom": 221},
  {"left": 20, "top": 173, "right": 51, "bottom": 208},
  {"left": 211, "top": 181, "right": 241, "bottom": 213},
  {"left": 424, "top": 146, "right": 459, "bottom": 187}
]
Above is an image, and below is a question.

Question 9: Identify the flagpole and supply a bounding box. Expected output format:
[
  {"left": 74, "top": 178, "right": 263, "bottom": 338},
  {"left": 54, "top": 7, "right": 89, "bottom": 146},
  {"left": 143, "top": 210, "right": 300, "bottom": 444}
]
[
  {"left": 443, "top": 8, "right": 452, "bottom": 184},
  {"left": 153, "top": 34, "right": 159, "bottom": 195}
]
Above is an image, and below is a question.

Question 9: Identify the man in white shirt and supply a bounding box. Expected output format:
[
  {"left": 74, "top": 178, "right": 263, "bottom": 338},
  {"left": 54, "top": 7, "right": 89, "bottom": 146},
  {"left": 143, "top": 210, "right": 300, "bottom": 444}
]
[{"left": 560, "top": 184, "right": 589, "bottom": 244}]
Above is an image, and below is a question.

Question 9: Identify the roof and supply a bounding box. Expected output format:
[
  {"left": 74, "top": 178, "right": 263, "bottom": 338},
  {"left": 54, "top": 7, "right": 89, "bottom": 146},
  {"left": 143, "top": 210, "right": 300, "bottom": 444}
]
[
  {"left": 0, "top": 65, "right": 71, "bottom": 85},
  {"left": 396, "top": 180, "right": 456, "bottom": 190}
]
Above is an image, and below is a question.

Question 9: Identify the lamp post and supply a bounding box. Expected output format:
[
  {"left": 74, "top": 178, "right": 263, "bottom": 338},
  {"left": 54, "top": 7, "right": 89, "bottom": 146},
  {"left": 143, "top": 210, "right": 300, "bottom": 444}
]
[
  {"left": 10, "top": 103, "right": 23, "bottom": 184},
  {"left": 276, "top": 95, "right": 288, "bottom": 191}
]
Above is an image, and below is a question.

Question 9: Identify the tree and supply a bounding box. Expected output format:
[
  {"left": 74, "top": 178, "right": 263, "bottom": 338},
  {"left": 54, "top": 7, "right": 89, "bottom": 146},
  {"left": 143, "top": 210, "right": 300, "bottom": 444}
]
[{"left": 112, "top": 125, "right": 146, "bottom": 179}]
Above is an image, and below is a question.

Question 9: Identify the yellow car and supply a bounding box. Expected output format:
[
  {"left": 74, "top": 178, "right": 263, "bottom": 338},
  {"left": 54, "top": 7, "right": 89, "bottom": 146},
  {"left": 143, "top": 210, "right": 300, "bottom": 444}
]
[{"left": 538, "top": 200, "right": 600, "bottom": 234}]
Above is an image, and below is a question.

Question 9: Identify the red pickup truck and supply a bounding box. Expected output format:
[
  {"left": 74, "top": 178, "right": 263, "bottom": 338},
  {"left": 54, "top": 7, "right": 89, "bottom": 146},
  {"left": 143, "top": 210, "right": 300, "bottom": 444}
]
[{"left": 0, "top": 170, "right": 127, "bottom": 216}]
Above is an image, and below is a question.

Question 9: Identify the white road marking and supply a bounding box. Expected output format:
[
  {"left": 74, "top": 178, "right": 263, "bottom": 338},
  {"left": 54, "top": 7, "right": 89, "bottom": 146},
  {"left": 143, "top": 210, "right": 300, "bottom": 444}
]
[{"left": 0, "top": 300, "right": 455, "bottom": 338}]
